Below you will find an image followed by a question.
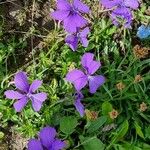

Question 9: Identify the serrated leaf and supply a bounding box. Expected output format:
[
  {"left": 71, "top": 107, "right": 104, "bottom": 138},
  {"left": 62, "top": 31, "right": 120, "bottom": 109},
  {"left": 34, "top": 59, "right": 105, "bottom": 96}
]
[
  {"left": 102, "top": 101, "right": 113, "bottom": 116},
  {"left": 60, "top": 116, "right": 78, "bottom": 135},
  {"left": 87, "top": 116, "right": 107, "bottom": 133},
  {"left": 134, "top": 121, "right": 144, "bottom": 139}
]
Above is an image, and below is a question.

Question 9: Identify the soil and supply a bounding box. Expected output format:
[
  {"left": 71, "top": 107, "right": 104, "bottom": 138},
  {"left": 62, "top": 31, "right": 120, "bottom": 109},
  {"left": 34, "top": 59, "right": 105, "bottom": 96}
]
[
  {"left": 0, "top": 125, "right": 29, "bottom": 150},
  {"left": 0, "top": 0, "right": 55, "bottom": 71}
]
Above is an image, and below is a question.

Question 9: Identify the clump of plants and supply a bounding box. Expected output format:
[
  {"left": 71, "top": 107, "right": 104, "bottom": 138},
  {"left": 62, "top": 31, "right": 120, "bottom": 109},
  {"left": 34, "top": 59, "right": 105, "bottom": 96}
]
[{"left": 1, "top": 0, "right": 150, "bottom": 150}]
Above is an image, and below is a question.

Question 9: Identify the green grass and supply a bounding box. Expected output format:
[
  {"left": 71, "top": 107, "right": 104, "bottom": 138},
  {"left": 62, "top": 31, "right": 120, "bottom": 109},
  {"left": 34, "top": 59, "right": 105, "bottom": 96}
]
[{"left": 0, "top": 0, "right": 150, "bottom": 149}]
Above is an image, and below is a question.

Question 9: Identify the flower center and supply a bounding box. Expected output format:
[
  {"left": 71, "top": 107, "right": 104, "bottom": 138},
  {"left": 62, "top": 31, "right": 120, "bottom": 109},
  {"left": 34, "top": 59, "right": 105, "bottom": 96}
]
[
  {"left": 26, "top": 93, "right": 32, "bottom": 99},
  {"left": 88, "top": 75, "right": 93, "bottom": 80}
]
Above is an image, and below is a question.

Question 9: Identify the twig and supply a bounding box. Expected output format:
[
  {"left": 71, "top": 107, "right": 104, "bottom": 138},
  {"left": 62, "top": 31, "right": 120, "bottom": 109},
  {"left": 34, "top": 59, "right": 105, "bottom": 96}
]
[
  {"left": 99, "top": 7, "right": 117, "bottom": 13},
  {"left": 31, "top": 0, "right": 36, "bottom": 75},
  {"left": 7, "top": 30, "right": 47, "bottom": 38},
  {"left": 0, "top": 0, "right": 22, "bottom": 8}
]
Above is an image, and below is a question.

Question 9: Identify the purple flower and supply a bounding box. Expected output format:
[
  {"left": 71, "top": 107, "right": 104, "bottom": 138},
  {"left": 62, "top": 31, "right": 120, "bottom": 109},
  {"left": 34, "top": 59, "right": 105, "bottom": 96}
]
[
  {"left": 101, "top": 0, "right": 139, "bottom": 10},
  {"left": 66, "top": 53, "right": 105, "bottom": 93},
  {"left": 4, "top": 71, "right": 47, "bottom": 112},
  {"left": 100, "top": 0, "right": 139, "bottom": 28},
  {"left": 111, "top": 7, "right": 132, "bottom": 28},
  {"left": 100, "top": 0, "right": 122, "bottom": 9},
  {"left": 74, "top": 92, "right": 85, "bottom": 117},
  {"left": 51, "top": 0, "right": 90, "bottom": 33},
  {"left": 28, "top": 126, "right": 66, "bottom": 150},
  {"left": 65, "top": 27, "right": 90, "bottom": 51}
]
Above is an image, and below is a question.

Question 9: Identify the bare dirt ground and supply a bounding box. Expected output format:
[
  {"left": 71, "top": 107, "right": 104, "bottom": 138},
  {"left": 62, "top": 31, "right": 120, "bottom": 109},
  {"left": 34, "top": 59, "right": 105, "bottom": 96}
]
[
  {"left": 0, "top": 126, "right": 28, "bottom": 150},
  {"left": 0, "top": 0, "right": 55, "bottom": 71}
]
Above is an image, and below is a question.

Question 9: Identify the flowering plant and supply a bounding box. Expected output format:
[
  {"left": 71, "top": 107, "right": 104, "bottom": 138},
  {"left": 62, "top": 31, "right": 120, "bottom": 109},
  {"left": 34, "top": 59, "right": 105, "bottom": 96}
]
[{"left": 1, "top": 0, "right": 150, "bottom": 150}]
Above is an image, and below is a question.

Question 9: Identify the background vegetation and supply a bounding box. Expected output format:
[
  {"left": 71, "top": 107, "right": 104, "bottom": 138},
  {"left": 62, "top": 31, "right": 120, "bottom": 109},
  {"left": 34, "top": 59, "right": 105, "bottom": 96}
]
[{"left": 0, "top": 0, "right": 150, "bottom": 149}]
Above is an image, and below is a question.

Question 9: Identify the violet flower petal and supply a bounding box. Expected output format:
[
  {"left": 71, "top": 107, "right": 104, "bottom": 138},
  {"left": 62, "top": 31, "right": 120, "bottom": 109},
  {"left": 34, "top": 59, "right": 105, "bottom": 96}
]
[
  {"left": 112, "top": 6, "right": 131, "bottom": 16},
  {"left": 29, "top": 80, "right": 42, "bottom": 93},
  {"left": 31, "top": 93, "right": 47, "bottom": 111},
  {"left": 100, "top": 0, "right": 122, "bottom": 9},
  {"left": 39, "top": 126, "right": 56, "bottom": 149},
  {"left": 63, "top": 13, "right": 87, "bottom": 33},
  {"left": 111, "top": 7, "right": 132, "bottom": 28},
  {"left": 74, "top": 98, "right": 85, "bottom": 117},
  {"left": 75, "top": 91, "right": 84, "bottom": 99},
  {"left": 51, "top": 139, "right": 66, "bottom": 150},
  {"left": 88, "top": 75, "right": 105, "bottom": 93},
  {"left": 81, "top": 53, "right": 94, "bottom": 69},
  {"left": 51, "top": 10, "right": 70, "bottom": 21},
  {"left": 124, "top": 0, "right": 139, "bottom": 10},
  {"left": 80, "top": 27, "right": 90, "bottom": 38},
  {"left": 4, "top": 90, "right": 24, "bottom": 99},
  {"left": 66, "top": 69, "right": 88, "bottom": 91},
  {"left": 31, "top": 92, "right": 47, "bottom": 102},
  {"left": 31, "top": 99, "right": 43, "bottom": 112},
  {"left": 88, "top": 61, "right": 101, "bottom": 75},
  {"left": 28, "top": 139, "right": 43, "bottom": 150},
  {"left": 14, "top": 71, "right": 29, "bottom": 93},
  {"left": 110, "top": 13, "right": 119, "bottom": 26},
  {"left": 79, "top": 27, "right": 90, "bottom": 47},
  {"left": 13, "top": 96, "right": 28, "bottom": 112},
  {"left": 81, "top": 53, "right": 101, "bottom": 75},
  {"left": 65, "top": 35, "right": 78, "bottom": 51},
  {"left": 57, "top": 0, "right": 71, "bottom": 10},
  {"left": 73, "top": 0, "right": 90, "bottom": 13}
]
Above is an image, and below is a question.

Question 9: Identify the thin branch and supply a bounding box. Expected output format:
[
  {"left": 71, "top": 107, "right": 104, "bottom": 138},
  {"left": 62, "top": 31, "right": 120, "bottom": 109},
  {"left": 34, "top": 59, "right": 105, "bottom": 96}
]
[
  {"left": 7, "top": 30, "right": 47, "bottom": 38},
  {"left": 31, "top": 0, "right": 36, "bottom": 75},
  {"left": 0, "top": 0, "right": 22, "bottom": 8}
]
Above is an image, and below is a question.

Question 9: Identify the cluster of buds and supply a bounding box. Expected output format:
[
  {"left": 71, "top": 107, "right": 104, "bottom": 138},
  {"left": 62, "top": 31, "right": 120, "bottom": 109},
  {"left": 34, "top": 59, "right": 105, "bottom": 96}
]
[
  {"left": 133, "top": 45, "right": 149, "bottom": 59},
  {"left": 139, "top": 102, "right": 148, "bottom": 112},
  {"left": 116, "top": 82, "right": 125, "bottom": 91},
  {"left": 134, "top": 75, "right": 143, "bottom": 83},
  {"left": 85, "top": 109, "right": 98, "bottom": 121},
  {"left": 109, "top": 109, "right": 119, "bottom": 120}
]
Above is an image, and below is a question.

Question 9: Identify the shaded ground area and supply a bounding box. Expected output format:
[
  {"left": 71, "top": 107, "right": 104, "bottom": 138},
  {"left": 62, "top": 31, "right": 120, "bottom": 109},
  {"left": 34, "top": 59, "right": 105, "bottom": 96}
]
[
  {"left": 0, "top": 0, "right": 55, "bottom": 71},
  {"left": 0, "top": 126, "right": 28, "bottom": 150}
]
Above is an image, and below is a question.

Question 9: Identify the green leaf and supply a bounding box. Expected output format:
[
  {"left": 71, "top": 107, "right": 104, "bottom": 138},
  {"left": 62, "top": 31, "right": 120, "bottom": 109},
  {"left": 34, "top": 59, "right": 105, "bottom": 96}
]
[
  {"left": 145, "top": 126, "right": 150, "bottom": 139},
  {"left": 121, "top": 142, "right": 142, "bottom": 150},
  {"left": 134, "top": 121, "right": 144, "bottom": 139},
  {"left": 0, "top": 132, "right": 4, "bottom": 139},
  {"left": 113, "top": 120, "right": 129, "bottom": 139},
  {"left": 141, "top": 143, "right": 150, "bottom": 150},
  {"left": 113, "top": 144, "right": 126, "bottom": 150},
  {"left": 107, "top": 120, "right": 129, "bottom": 150},
  {"left": 87, "top": 116, "right": 107, "bottom": 133},
  {"left": 102, "top": 101, "right": 113, "bottom": 116},
  {"left": 60, "top": 116, "right": 78, "bottom": 135},
  {"left": 82, "top": 137, "right": 105, "bottom": 150}
]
